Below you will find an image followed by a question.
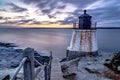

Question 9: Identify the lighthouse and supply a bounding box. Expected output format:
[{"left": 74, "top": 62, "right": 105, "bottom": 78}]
[{"left": 67, "top": 10, "right": 98, "bottom": 60}]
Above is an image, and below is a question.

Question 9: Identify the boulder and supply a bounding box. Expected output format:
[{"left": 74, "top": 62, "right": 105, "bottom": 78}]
[
  {"left": 0, "top": 42, "right": 17, "bottom": 47},
  {"left": 2, "top": 75, "right": 10, "bottom": 80},
  {"left": 15, "top": 49, "right": 23, "bottom": 53},
  {"left": 104, "top": 51, "right": 120, "bottom": 73},
  {"left": 84, "top": 63, "right": 107, "bottom": 74},
  {"left": 10, "top": 60, "right": 20, "bottom": 68},
  {"left": 85, "top": 67, "right": 100, "bottom": 74}
]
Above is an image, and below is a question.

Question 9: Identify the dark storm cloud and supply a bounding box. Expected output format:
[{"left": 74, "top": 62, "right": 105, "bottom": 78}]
[{"left": 7, "top": 3, "right": 27, "bottom": 12}]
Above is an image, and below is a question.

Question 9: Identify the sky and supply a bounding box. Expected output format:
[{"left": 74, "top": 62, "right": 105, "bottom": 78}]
[{"left": 0, "top": 0, "right": 120, "bottom": 28}]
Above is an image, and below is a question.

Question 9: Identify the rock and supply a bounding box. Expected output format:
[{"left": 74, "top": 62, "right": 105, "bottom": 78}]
[
  {"left": 34, "top": 51, "right": 50, "bottom": 67},
  {"left": 0, "top": 42, "right": 17, "bottom": 47},
  {"left": 85, "top": 63, "right": 106, "bottom": 74},
  {"left": 60, "top": 58, "right": 80, "bottom": 78},
  {"left": 2, "top": 75, "right": 10, "bottom": 80},
  {"left": 103, "top": 69, "right": 120, "bottom": 80},
  {"left": 118, "top": 66, "right": 120, "bottom": 71},
  {"left": 0, "top": 60, "right": 8, "bottom": 68},
  {"left": 104, "top": 51, "right": 120, "bottom": 73},
  {"left": 10, "top": 60, "right": 20, "bottom": 68},
  {"left": 60, "top": 58, "right": 67, "bottom": 62},
  {"left": 61, "top": 64, "right": 69, "bottom": 73},
  {"left": 63, "top": 73, "right": 76, "bottom": 78},
  {"left": 85, "top": 67, "right": 100, "bottom": 74},
  {"left": 61, "top": 63, "right": 76, "bottom": 78},
  {"left": 14, "top": 53, "right": 23, "bottom": 61},
  {"left": 15, "top": 49, "right": 23, "bottom": 53}
]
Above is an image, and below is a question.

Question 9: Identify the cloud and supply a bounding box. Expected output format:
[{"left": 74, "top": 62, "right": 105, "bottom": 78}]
[
  {"left": 61, "top": 0, "right": 96, "bottom": 9},
  {"left": 0, "top": 18, "right": 41, "bottom": 25},
  {"left": 1, "top": 0, "right": 120, "bottom": 27},
  {"left": 0, "top": 16, "right": 12, "bottom": 21},
  {"left": 37, "top": 1, "right": 66, "bottom": 14},
  {"left": 7, "top": 3, "right": 27, "bottom": 12},
  {"left": 0, "top": 16, "right": 3, "bottom": 19},
  {"left": 21, "top": 0, "right": 41, "bottom": 4},
  {"left": 0, "top": 9, "right": 6, "bottom": 12},
  {"left": 85, "top": 0, "right": 120, "bottom": 27}
]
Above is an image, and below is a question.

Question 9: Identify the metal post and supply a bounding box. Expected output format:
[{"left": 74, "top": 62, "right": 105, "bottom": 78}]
[
  {"left": 48, "top": 51, "right": 52, "bottom": 80},
  {"left": 23, "top": 47, "right": 35, "bottom": 80},
  {"left": 44, "top": 64, "right": 47, "bottom": 80}
]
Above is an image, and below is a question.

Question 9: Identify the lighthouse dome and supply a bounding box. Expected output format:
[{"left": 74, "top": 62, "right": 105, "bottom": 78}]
[{"left": 79, "top": 10, "right": 92, "bottom": 29}]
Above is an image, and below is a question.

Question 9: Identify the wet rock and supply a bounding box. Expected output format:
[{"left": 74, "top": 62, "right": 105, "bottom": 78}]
[
  {"left": 60, "top": 58, "right": 67, "bottom": 62},
  {"left": 15, "top": 49, "right": 23, "bottom": 53},
  {"left": 61, "top": 58, "right": 80, "bottom": 78},
  {"left": 63, "top": 73, "right": 76, "bottom": 78},
  {"left": 34, "top": 51, "right": 50, "bottom": 67},
  {"left": 61, "top": 64, "right": 76, "bottom": 78},
  {"left": 102, "top": 69, "right": 120, "bottom": 80},
  {"left": 0, "top": 42, "right": 17, "bottom": 47},
  {"left": 10, "top": 60, "right": 20, "bottom": 68},
  {"left": 85, "top": 67, "right": 100, "bottom": 74},
  {"left": 104, "top": 52, "right": 120, "bottom": 73},
  {"left": 2, "top": 75, "right": 10, "bottom": 80}
]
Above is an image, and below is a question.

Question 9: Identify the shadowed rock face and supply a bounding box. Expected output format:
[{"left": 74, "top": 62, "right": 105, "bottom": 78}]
[
  {"left": 104, "top": 51, "right": 120, "bottom": 74},
  {"left": 0, "top": 42, "right": 17, "bottom": 47},
  {"left": 0, "top": 47, "right": 23, "bottom": 68},
  {"left": 34, "top": 51, "right": 50, "bottom": 67},
  {"left": 2, "top": 75, "right": 10, "bottom": 80}
]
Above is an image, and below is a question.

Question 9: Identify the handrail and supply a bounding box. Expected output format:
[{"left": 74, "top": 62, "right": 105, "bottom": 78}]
[
  {"left": 9, "top": 47, "right": 53, "bottom": 80},
  {"left": 34, "top": 58, "right": 42, "bottom": 66},
  {"left": 10, "top": 57, "right": 27, "bottom": 80},
  {"left": 48, "top": 51, "right": 52, "bottom": 80},
  {"left": 44, "top": 51, "right": 53, "bottom": 80}
]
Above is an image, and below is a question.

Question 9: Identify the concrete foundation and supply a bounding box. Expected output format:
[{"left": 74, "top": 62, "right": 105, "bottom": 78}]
[{"left": 66, "top": 50, "right": 98, "bottom": 60}]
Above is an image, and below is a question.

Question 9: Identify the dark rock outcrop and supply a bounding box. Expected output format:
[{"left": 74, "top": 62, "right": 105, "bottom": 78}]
[
  {"left": 34, "top": 51, "right": 50, "bottom": 67},
  {"left": 0, "top": 42, "right": 17, "bottom": 47},
  {"left": 104, "top": 51, "right": 120, "bottom": 74},
  {"left": 2, "top": 75, "right": 10, "bottom": 80},
  {"left": 10, "top": 60, "right": 20, "bottom": 68}
]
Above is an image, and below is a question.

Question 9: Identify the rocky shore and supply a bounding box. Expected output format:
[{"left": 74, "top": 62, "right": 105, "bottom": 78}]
[
  {"left": 0, "top": 42, "right": 51, "bottom": 80},
  {"left": 60, "top": 52, "right": 120, "bottom": 80},
  {"left": 0, "top": 42, "right": 120, "bottom": 80}
]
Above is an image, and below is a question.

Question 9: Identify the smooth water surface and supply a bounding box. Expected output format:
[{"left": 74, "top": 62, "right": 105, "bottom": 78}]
[{"left": 0, "top": 28, "right": 120, "bottom": 59}]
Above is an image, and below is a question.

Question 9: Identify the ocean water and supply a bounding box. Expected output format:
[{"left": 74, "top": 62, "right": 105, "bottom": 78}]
[{"left": 0, "top": 28, "right": 120, "bottom": 59}]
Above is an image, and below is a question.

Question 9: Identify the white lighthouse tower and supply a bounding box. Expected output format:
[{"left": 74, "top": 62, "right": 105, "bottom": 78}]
[{"left": 67, "top": 10, "right": 98, "bottom": 60}]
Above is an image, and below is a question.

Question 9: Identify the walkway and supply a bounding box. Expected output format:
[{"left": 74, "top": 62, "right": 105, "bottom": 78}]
[{"left": 51, "top": 58, "right": 64, "bottom": 80}]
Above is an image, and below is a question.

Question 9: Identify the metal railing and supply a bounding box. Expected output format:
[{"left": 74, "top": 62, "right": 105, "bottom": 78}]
[
  {"left": 73, "top": 22, "right": 97, "bottom": 29},
  {"left": 10, "top": 47, "right": 52, "bottom": 80}
]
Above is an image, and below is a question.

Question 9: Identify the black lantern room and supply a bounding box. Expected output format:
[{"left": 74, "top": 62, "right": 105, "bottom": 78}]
[{"left": 79, "top": 10, "right": 92, "bottom": 29}]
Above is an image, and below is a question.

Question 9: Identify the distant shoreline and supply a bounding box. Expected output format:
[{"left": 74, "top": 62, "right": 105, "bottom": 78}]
[{"left": 0, "top": 27, "right": 120, "bottom": 29}]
